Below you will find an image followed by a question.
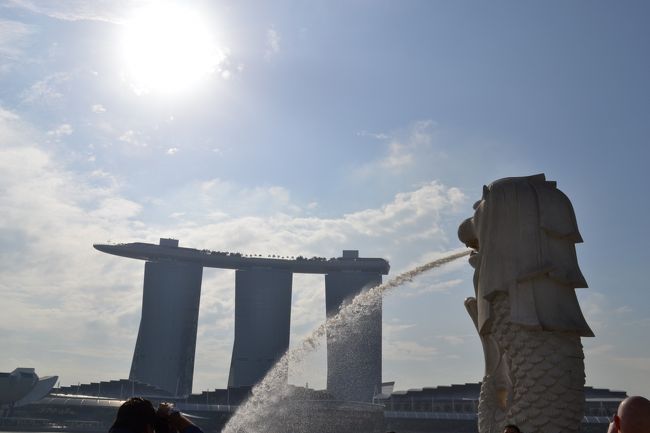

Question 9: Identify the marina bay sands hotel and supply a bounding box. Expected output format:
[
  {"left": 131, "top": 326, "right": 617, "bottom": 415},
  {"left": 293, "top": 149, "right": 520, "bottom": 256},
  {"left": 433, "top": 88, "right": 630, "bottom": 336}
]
[{"left": 94, "top": 239, "right": 390, "bottom": 402}]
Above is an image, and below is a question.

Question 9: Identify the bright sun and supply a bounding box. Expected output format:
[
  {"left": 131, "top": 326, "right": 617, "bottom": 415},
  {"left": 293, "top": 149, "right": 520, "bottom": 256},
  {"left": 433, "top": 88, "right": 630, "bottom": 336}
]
[{"left": 121, "top": 4, "right": 223, "bottom": 95}]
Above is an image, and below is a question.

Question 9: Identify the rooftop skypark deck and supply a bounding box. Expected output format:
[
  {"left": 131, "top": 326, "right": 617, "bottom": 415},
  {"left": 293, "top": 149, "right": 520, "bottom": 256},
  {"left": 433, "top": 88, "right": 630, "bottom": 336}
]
[{"left": 93, "top": 239, "right": 390, "bottom": 275}]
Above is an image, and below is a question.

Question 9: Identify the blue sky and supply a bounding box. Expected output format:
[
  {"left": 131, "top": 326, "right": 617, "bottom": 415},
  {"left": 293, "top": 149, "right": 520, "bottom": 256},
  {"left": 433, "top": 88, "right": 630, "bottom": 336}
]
[{"left": 0, "top": 1, "right": 648, "bottom": 397}]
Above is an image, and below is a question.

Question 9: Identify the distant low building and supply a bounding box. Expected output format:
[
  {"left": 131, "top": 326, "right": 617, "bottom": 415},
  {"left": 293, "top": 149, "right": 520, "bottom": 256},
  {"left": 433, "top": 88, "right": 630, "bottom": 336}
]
[
  {"left": 375, "top": 383, "right": 625, "bottom": 433},
  {"left": 0, "top": 368, "right": 58, "bottom": 416},
  {"left": 2, "top": 380, "right": 627, "bottom": 433}
]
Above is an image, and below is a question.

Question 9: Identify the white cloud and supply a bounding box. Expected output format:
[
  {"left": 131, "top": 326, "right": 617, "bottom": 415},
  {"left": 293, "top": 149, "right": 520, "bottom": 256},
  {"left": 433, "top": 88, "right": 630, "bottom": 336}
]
[
  {"left": 91, "top": 104, "right": 106, "bottom": 113},
  {"left": 119, "top": 130, "right": 147, "bottom": 147},
  {"left": 384, "top": 340, "right": 438, "bottom": 361},
  {"left": 164, "top": 179, "right": 301, "bottom": 218},
  {"left": 0, "top": 106, "right": 20, "bottom": 128},
  {"left": 214, "top": 48, "right": 236, "bottom": 81},
  {"left": 584, "top": 344, "right": 614, "bottom": 356},
  {"left": 357, "top": 130, "right": 389, "bottom": 140},
  {"left": 153, "top": 179, "right": 465, "bottom": 262},
  {"left": 383, "top": 120, "right": 435, "bottom": 170},
  {"left": 384, "top": 320, "right": 416, "bottom": 332},
  {"left": 0, "top": 107, "right": 148, "bottom": 381},
  {"left": 383, "top": 320, "right": 437, "bottom": 361},
  {"left": 167, "top": 147, "right": 179, "bottom": 155},
  {"left": 0, "top": 106, "right": 471, "bottom": 389},
  {"left": 47, "top": 123, "right": 73, "bottom": 138},
  {"left": 340, "top": 182, "right": 466, "bottom": 237},
  {"left": 0, "top": 19, "right": 34, "bottom": 65},
  {"left": 578, "top": 290, "right": 607, "bottom": 333},
  {"left": 5, "top": 0, "right": 148, "bottom": 23},
  {"left": 265, "top": 28, "right": 280, "bottom": 60},
  {"left": 122, "top": 179, "right": 466, "bottom": 384},
  {"left": 436, "top": 335, "right": 468, "bottom": 346},
  {"left": 357, "top": 120, "right": 438, "bottom": 175},
  {"left": 21, "top": 73, "right": 70, "bottom": 105},
  {"left": 89, "top": 197, "right": 142, "bottom": 220},
  {"left": 613, "top": 305, "right": 632, "bottom": 314},
  {"left": 290, "top": 274, "right": 326, "bottom": 332},
  {"left": 401, "top": 278, "right": 464, "bottom": 298},
  {"left": 382, "top": 142, "right": 414, "bottom": 169}
]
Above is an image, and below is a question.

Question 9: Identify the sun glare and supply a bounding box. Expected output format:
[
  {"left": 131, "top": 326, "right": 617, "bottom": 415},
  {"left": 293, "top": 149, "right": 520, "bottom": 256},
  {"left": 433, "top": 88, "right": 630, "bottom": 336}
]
[{"left": 121, "top": 4, "right": 223, "bottom": 95}]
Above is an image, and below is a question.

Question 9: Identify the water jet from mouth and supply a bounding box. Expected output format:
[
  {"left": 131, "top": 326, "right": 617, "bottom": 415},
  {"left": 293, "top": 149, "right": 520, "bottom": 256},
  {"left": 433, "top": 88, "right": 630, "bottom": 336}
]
[{"left": 222, "top": 249, "right": 471, "bottom": 433}]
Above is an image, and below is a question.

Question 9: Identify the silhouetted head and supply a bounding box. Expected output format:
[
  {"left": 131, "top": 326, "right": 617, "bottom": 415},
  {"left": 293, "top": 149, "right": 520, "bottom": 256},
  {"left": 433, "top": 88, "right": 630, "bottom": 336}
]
[
  {"left": 109, "top": 397, "right": 156, "bottom": 433},
  {"left": 457, "top": 174, "right": 593, "bottom": 335},
  {"left": 503, "top": 425, "right": 521, "bottom": 433},
  {"left": 613, "top": 396, "right": 650, "bottom": 433}
]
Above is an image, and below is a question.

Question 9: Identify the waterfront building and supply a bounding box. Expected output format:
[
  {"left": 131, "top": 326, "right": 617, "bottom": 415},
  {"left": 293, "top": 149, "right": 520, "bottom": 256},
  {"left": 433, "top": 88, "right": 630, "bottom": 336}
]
[
  {"left": 228, "top": 268, "right": 293, "bottom": 388},
  {"left": 2, "top": 381, "right": 625, "bottom": 433},
  {"left": 94, "top": 239, "right": 389, "bottom": 401},
  {"left": 325, "top": 261, "right": 383, "bottom": 402},
  {"left": 375, "top": 383, "right": 624, "bottom": 433},
  {"left": 130, "top": 257, "right": 203, "bottom": 397},
  {"left": 0, "top": 368, "right": 57, "bottom": 417}
]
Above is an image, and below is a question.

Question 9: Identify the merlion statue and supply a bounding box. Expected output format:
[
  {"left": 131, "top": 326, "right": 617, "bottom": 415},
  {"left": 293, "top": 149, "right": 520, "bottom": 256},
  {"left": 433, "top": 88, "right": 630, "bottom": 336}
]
[{"left": 458, "top": 174, "right": 594, "bottom": 433}]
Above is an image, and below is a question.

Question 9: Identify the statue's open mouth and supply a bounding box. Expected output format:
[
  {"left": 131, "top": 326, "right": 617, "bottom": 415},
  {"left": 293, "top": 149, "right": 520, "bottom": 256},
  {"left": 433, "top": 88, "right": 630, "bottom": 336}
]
[
  {"left": 458, "top": 217, "right": 478, "bottom": 249},
  {"left": 468, "top": 249, "right": 480, "bottom": 268}
]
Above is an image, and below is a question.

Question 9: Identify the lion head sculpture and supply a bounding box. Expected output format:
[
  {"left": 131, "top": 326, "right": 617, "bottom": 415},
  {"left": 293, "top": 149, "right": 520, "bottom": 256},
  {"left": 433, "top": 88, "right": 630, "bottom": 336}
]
[{"left": 459, "top": 173, "right": 593, "bottom": 337}]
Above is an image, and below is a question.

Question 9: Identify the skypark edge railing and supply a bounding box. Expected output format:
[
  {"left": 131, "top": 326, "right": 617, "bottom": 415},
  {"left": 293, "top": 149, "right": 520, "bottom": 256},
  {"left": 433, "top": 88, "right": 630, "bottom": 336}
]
[{"left": 94, "top": 242, "right": 390, "bottom": 275}]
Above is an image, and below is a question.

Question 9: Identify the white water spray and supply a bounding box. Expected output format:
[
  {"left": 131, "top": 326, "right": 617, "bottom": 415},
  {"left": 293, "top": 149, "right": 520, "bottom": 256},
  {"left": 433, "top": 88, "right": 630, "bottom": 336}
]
[{"left": 222, "top": 249, "right": 471, "bottom": 433}]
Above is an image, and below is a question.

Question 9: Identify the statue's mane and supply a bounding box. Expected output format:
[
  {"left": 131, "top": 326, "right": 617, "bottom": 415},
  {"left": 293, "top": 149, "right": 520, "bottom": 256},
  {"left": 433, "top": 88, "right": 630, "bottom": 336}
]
[{"left": 475, "top": 173, "right": 587, "bottom": 302}]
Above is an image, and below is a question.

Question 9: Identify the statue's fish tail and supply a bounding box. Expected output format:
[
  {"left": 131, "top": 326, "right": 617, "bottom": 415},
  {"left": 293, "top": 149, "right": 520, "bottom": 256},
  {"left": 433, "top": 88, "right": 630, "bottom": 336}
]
[{"left": 491, "top": 293, "right": 585, "bottom": 433}]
